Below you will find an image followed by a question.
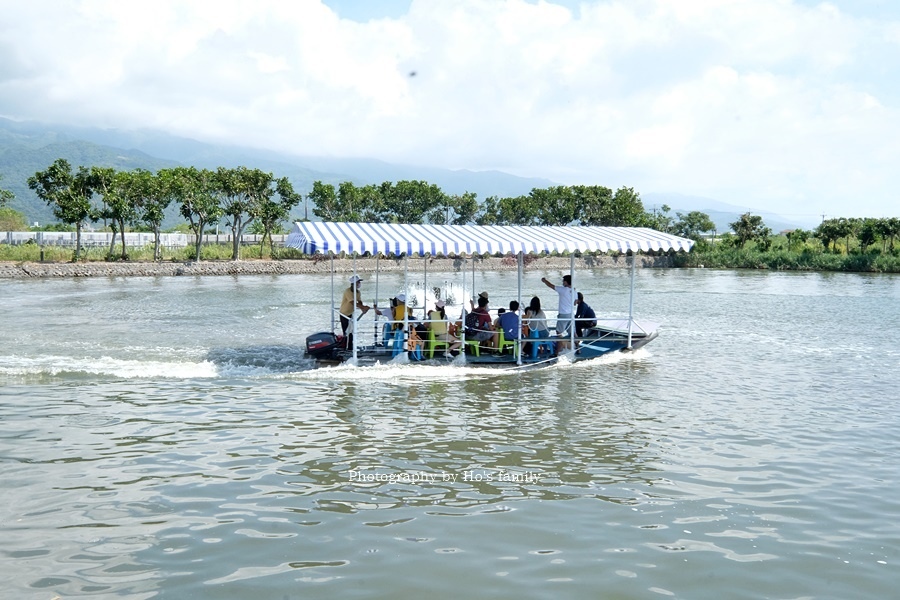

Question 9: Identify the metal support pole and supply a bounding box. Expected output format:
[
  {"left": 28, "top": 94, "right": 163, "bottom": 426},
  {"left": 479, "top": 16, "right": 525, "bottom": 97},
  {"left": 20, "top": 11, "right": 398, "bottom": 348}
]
[
  {"left": 517, "top": 252, "right": 523, "bottom": 366},
  {"left": 352, "top": 255, "right": 358, "bottom": 362},
  {"left": 330, "top": 255, "right": 335, "bottom": 333},
  {"left": 570, "top": 253, "right": 576, "bottom": 352},
  {"left": 627, "top": 251, "right": 636, "bottom": 350},
  {"left": 374, "top": 254, "right": 380, "bottom": 345},
  {"left": 403, "top": 254, "right": 409, "bottom": 357}
]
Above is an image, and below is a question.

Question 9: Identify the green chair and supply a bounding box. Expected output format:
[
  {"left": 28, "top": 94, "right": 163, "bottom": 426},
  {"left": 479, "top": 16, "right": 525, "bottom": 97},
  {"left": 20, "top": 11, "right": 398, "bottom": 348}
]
[
  {"left": 463, "top": 337, "right": 481, "bottom": 356},
  {"left": 497, "top": 331, "right": 519, "bottom": 357},
  {"left": 427, "top": 327, "right": 450, "bottom": 358}
]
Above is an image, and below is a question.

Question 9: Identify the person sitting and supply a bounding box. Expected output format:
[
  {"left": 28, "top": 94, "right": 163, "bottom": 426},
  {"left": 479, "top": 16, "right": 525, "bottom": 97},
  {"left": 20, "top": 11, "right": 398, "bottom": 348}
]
[
  {"left": 492, "top": 307, "right": 506, "bottom": 330},
  {"left": 574, "top": 292, "right": 597, "bottom": 338},
  {"left": 465, "top": 295, "right": 497, "bottom": 350},
  {"left": 525, "top": 296, "right": 550, "bottom": 339},
  {"left": 498, "top": 301, "right": 520, "bottom": 342},
  {"left": 429, "top": 300, "right": 461, "bottom": 355},
  {"left": 525, "top": 296, "right": 553, "bottom": 355}
]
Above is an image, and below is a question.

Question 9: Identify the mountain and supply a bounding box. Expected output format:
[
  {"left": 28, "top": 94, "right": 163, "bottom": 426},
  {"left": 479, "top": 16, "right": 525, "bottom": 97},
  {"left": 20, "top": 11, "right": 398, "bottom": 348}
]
[
  {"left": 1, "top": 118, "right": 813, "bottom": 233},
  {"left": 0, "top": 118, "right": 556, "bottom": 226},
  {"left": 642, "top": 192, "right": 820, "bottom": 233}
]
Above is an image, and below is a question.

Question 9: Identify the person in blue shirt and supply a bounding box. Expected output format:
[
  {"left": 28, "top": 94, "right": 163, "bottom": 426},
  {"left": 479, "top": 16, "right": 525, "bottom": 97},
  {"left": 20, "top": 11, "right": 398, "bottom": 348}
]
[
  {"left": 574, "top": 292, "right": 597, "bottom": 337},
  {"left": 498, "top": 300, "right": 520, "bottom": 341}
]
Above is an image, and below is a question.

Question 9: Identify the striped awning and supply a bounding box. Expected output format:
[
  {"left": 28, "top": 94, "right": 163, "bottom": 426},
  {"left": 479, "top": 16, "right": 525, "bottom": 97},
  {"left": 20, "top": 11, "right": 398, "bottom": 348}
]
[{"left": 284, "top": 221, "right": 694, "bottom": 256}]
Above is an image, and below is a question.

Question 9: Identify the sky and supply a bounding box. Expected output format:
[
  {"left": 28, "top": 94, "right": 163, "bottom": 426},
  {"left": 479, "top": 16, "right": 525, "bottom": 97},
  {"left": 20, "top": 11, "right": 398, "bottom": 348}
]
[{"left": 1, "top": 0, "right": 898, "bottom": 220}]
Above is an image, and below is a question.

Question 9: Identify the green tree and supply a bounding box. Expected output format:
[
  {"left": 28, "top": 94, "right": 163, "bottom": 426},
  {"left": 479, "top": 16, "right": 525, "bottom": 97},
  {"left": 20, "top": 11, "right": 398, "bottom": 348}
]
[
  {"left": 0, "top": 174, "right": 14, "bottom": 207},
  {"left": 475, "top": 196, "right": 502, "bottom": 225},
  {"left": 730, "top": 212, "right": 770, "bottom": 249},
  {"left": 673, "top": 211, "right": 715, "bottom": 241},
  {"left": 858, "top": 218, "right": 878, "bottom": 253},
  {"left": 255, "top": 177, "right": 302, "bottom": 257},
  {"left": 133, "top": 169, "right": 172, "bottom": 262},
  {"left": 217, "top": 166, "right": 277, "bottom": 261},
  {"left": 28, "top": 159, "right": 95, "bottom": 260},
  {"left": 533, "top": 186, "right": 577, "bottom": 226},
  {"left": 815, "top": 219, "right": 841, "bottom": 252},
  {"left": 309, "top": 181, "right": 340, "bottom": 221},
  {"left": 90, "top": 166, "right": 138, "bottom": 261},
  {"left": 173, "top": 166, "right": 222, "bottom": 262},
  {"left": 0, "top": 207, "right": 28, "bottom": 230},
  {"left": 573, "top": 185, "right": 614, "bottom": 226},
  {"left": 497, "top": 194, "right": 541, "bottom": 225},
  {"left": 378, "top": 180, "right": 447, "bottom": 224},
  {"left": 609, "top": 187, "right": 648, "bottom": 226},
  {"left": 649, "top": 204, "right": 673, "bottom": 232},
  {"left": 449, "top": 192, "right": 479, "bottom": 225}
]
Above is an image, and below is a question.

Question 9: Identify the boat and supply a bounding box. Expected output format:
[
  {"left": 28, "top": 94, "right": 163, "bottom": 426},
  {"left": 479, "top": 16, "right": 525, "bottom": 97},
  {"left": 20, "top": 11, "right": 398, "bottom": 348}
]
[{"left": 285, "top": 221, "right": 694, "bottom": 368}]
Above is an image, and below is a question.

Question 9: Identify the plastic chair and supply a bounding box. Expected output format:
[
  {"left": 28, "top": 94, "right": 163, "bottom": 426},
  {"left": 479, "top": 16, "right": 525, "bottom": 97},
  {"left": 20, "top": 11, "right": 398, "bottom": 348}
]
[
  {"left": 426, "top": 328, "right": 450, "bottom": 358},
  {"left": 529, "top": 329, "right": 555, "bottom": 359},
  {"left": 497, "top": 331, "right": 519, "bottom": 357},
  {"left": 463, "top": 337, "right": 481, "bottom": 356}
]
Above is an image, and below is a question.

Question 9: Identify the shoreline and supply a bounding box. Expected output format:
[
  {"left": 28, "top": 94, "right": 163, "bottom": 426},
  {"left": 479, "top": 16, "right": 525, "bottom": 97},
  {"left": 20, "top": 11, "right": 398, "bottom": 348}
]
[{"left": 0, "top": 255, "right": 675, "bottom": 279}]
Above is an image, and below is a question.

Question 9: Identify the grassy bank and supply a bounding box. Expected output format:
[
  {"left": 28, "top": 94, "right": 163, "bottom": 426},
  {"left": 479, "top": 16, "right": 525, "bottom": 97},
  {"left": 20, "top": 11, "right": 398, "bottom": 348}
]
[
  {"left": 0, "top": 243, "right": 291, "bottom": 263},
  {"left": 675, "top": 247, "right": 900, "bottom": 273}
]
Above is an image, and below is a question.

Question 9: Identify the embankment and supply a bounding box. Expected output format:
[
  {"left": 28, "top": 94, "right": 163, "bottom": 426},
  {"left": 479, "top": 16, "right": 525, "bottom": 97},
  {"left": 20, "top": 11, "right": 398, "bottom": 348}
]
[{"left": 0, "top": 255, "right": 675, "bottom": 279}]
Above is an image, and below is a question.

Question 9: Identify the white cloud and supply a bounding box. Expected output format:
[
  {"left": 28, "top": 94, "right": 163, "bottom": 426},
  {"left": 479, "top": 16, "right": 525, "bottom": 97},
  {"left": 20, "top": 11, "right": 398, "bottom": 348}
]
[{"left": 0, "top": 0, "right": 899, "bottom": 218}]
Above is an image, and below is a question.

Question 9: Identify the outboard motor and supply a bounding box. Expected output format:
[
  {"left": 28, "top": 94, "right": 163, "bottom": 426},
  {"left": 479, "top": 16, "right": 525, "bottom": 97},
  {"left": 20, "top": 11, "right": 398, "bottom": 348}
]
[{"left": 306, "top": 331, "right": 342, "bottom": 359}]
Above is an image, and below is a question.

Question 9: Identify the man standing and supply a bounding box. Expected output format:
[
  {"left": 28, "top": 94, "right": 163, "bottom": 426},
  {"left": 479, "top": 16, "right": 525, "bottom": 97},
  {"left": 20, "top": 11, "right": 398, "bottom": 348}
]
[
  {"left": 541, "top": 274, "right": 574, "bottom": 335},
  {"left": 340, "top": 274, "right": 370, "bottom": 347}
]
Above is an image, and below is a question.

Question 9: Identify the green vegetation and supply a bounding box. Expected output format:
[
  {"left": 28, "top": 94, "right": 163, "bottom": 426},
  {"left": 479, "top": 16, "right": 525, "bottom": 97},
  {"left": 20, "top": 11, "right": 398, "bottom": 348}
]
[
  {"left": 4, "top": 157, "right": 900, "bottom": 274},
  {"left": 678, "top": 215, "right": 900, "bottom": 273},
  {"left": 0, "top": 174, "right": 13, "bottom": 207}
]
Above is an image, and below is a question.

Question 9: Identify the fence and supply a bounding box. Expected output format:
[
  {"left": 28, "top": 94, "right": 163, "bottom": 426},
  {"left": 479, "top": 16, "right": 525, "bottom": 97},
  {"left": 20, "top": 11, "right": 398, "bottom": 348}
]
[{"left": 2, "top": 231, "right": 287, "bottom": 248}]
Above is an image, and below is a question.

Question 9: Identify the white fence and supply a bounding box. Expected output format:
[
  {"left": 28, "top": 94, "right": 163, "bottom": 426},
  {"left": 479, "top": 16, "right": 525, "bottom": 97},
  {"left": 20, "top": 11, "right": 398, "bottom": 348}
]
[{"left": 3, "top": 231, "right": 288, "bottom": 248}]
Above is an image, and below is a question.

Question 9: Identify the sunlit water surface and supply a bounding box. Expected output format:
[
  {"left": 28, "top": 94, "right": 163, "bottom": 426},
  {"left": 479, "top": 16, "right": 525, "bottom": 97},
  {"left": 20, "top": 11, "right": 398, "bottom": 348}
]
[{"left": 1, "top": 269, "right": 898, "bottom": 599}]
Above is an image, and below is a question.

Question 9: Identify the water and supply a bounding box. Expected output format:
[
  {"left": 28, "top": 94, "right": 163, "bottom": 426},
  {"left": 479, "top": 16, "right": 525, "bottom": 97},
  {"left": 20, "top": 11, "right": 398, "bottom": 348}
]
[{"left": 1, "top": 269, "right": 898, "bottom": 599}]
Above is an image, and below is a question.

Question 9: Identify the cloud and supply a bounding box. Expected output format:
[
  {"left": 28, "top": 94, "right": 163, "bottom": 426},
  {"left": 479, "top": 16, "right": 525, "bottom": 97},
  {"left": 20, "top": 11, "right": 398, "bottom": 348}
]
[{"left": 0, "top": 0, "right": 898, "bottom": 217}]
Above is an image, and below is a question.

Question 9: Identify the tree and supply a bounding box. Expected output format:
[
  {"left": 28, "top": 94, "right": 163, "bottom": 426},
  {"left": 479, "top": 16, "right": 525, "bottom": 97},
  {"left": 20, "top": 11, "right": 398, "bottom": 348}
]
[
  {"left": 815, "top": 219, "right": 841, "bottom": 252},
  {"left": 133, "top": 169, "right": 172, "bottom": 262},
  {"left": 0, "top": 207, "right": 28, "bottom": 230},
  {"left": 172, "top": 166, "right": 222, "bottom": 262},
  {"left": 858, "top": 218, "right": 878, "bottom": 253},
  {"left": 28, "top": 159, "right": 95, "bottom": 260},
  {"left": 90, "top": 166, "right": 138, "bottom": 261},
  {"left": 533, "top": 186, "right": 577, "bottom": 226},
  {"left": 0, "top": 174, "right": 14, "bottom": 207},
  {"left": 573, "top": 185, "right": 614, "bottom": 226},
  {"left": 449, "top": 192, "right": 479, "bottom": 225},
  {"left": 309, "top": 181, "right": 340, "bottom": 221},
  {"left": 673, "top": 211, "right": 715, "bottom": 241},
  {"left": 378, "top": 180, "right": 447, "bottom": 224},
  {"left": 730, "top": 212, "right": 770, "bottom": 249},
  {"left": 609, "top": 187, "right": 648, "bottom": 226},
  {"left": 255, "top": 177, "right": 301, "bottom": 257},
  {"left": 649, "top": 204, "right": 674, "bottom": 232},
  {"left": 217, "top": 166, "right": 276, "bottom": 261}
]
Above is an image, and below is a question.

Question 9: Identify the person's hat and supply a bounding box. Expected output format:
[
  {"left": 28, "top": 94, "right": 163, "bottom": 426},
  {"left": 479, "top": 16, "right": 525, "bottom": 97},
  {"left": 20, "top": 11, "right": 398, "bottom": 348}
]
[
  {"left": 349, "top": 275, "right": 362, "bottom": 284},
  {"left": 396, "top": 293, "right": 406, "bottom": 303},
  {"left": 478, "top": 291, "right": 489, "bottom": 299},
  {"left": 435, "top": 300, "right": 445, "bottom": 308}
]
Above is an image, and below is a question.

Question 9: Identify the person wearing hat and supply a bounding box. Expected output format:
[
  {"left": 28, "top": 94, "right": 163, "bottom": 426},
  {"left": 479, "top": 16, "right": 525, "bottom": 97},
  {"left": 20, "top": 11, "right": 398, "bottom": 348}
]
[
  {"left": 391, "top": 293, "right": 408, "bottom": 331},
  {"left": 340, "top": 274, "right": 370, "bottom": 347},
  {"left": 428, "top": 299, "right": 461, "bottom": 356}
]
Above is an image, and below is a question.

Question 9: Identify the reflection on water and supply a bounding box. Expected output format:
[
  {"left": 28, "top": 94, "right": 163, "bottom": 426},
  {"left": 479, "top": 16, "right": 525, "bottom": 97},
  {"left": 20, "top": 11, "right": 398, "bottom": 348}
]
[{"left": 1, "top": 271, "right": 899, "bottom": 598}]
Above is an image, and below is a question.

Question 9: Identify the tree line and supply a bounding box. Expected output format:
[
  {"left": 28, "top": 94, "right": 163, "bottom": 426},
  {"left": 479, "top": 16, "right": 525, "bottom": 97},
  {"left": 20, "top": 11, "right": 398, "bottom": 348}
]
[{"left": 24, "top": 160, "right": 301, "bottom": 261}]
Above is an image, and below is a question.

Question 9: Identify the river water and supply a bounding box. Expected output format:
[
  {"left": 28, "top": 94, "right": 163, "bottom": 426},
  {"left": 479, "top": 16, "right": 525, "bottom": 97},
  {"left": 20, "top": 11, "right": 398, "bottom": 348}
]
[{"left": 1, "top": 268, "right": 898, "bottom": 599}]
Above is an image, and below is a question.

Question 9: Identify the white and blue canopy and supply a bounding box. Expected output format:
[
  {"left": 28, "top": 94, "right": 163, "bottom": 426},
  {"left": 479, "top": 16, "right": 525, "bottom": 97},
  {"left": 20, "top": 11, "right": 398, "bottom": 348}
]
[{"left": 285, "top": 221, "right": 694, "bottom": 257}]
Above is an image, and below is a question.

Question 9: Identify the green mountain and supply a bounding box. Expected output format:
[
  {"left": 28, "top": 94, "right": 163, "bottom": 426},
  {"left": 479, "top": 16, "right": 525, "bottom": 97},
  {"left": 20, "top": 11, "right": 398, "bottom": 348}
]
[{"left": 0, "top": 117, "right": 559, "bottom": 227}]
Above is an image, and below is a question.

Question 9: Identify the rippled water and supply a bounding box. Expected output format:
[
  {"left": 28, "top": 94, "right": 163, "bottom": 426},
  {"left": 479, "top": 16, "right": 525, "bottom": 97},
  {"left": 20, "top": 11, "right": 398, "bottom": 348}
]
[{"left": 1, "top": 269, "right": 898, "bottom": 599}]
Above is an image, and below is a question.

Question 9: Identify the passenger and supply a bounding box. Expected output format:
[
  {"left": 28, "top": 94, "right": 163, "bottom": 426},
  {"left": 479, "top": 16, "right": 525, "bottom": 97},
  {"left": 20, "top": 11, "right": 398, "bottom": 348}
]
[
  {"left": 340, "top": 275, "right": 370, "bottom": 347},
  {"left": 498, "top": 300, "right": 520, "bottom": 342},
  {"left": 574, "top": 292, "right": 597, "bottom": 338},
  {"left": 406, "top": 316, "right": 424, "bottom": 361},
  {"left": 492, "top": 307, "right": 506, "bottom": 330},
  {"left": 392, "top": 293, "right": 408, "bottom": 331},
  {"left": 541, "top": 274, "right": 575, "bottom": 336},
  {"left": 525, "top": 296, "right": 550, "bottom": 339},
  {"left": 465, "top": 295, "right": 497, "bottom": 350},
  {"left": 429, "top": 300, "right": 461, "bottom": 355}
]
